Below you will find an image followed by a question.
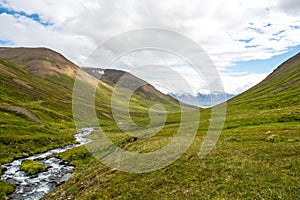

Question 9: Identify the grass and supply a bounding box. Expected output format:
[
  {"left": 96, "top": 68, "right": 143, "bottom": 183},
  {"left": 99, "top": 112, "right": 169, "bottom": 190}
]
[
  {"left": 0, "top": 50, "right": 182, "bottom": 198},
  {"left": 0, "top": 56, "right": 79, "bottom": 198},
  {"left": 20, "top": 160, "right": 46, "bottom": 175},
  {"left": 0, "top": 180, "right": 15, "bottom": 197},
  {"left": 43, "top": 53, "right": 300, "bottom": 199},
  {"left": 0, "top": 58, "right": 78, "bottom": 164},
  {"left": 1, "top": 49, "right": 299, "bottom": 199},
  {"left": 45, "top": 94, "right": 300, "bottom": 199},
  {"left": 45, "top": 128, "right": 300, "bottom": 199}
]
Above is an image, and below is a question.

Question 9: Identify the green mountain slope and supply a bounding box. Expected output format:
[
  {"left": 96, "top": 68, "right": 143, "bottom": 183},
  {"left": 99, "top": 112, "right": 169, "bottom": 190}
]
[
  {"left": 44, "top": 53, "right": 300, "bottom": 199},
  {"left": 0, "top": 47, "right": 181, "bottom": 166},
  {"left": 0, "top": 49, "right": 78, "bottom": 164},
  {"left": 224, "top": 52, "right": 300, "bottom": 130},
  {"left": 231, "top": 52, "right": 300, "bottom": 108},
  {"left": 0, "top": 47, "right": 184, "bottom": 197}
]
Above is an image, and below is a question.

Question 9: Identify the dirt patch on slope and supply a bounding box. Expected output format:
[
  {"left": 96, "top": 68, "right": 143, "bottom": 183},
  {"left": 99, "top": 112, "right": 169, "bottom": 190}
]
[
  {"left": 0, "top": 63, "right": 17, "bottom": 78},
  {"left": 13, "top": 79, "right": 33, "bottom": 89},
  {"left": 0, "top": 106, "right": 40, "bottom": 123}
]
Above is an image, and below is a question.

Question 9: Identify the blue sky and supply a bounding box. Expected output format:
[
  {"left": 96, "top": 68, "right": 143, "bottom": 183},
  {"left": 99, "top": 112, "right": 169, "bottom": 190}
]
[
  {"left": 0, "top": 0, "right": 299, "bottom": 94},
  {"left": 0, "top": 39, "right": 14, "bottom": 45},
  {"left": 0, "top": 6, "right": 51, "bottom": 26},
  {"left": 231, "top": 45, "right": 300, "bottom": 74}
]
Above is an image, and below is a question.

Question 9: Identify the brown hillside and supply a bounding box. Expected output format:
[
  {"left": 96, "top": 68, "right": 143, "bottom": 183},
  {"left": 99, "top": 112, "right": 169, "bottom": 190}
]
[{"left": 0, "top": 47, "right": 78, "bottom": 77}]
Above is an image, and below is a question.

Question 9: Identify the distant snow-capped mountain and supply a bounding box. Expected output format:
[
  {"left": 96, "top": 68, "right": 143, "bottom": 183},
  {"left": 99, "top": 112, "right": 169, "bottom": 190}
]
[{"left": 168, "top": 92, "right": 235, "bottom": 108}]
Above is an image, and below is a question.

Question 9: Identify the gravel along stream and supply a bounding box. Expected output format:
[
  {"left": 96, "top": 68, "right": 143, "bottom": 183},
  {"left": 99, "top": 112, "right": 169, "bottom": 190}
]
[{"left": 1, "top": 127, "right": 94, "bottom": 200}]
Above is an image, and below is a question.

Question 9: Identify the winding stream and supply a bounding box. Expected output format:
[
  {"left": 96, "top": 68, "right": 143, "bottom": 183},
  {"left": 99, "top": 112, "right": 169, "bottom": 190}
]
[{"left": 1, "top": 127, "right": 94, "bottom": 200}]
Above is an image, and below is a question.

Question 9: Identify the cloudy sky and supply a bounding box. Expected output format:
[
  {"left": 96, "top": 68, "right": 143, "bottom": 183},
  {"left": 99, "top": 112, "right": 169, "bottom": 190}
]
[{"left": 0, "top": 0, "right": 299, "bottom": 95}]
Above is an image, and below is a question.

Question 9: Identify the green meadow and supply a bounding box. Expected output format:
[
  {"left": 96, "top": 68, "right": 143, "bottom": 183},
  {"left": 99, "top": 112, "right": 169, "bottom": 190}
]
[
  {"left": 0, "top": 49, "right": 299, "bottom": 199},
  {"left": 44, "top": 54, "right": 299, "bottom": 199}
]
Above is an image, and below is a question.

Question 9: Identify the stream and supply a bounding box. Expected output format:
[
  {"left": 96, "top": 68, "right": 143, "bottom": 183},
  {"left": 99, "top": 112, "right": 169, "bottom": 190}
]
[{"left": 1, "top": 127, "right": 94, "bottom": 200}]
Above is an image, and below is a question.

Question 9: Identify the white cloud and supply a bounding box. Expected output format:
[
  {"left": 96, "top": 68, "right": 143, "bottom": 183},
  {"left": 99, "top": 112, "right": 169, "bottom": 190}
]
[
  {"left": 110, "top": 50, "right": 266, "bottom": 95},
  {"left": 0, "top": 12, "right": 95, "bottom": 64},
  {"left": 0, "top": 0, "right": 299, "bottom": 94},
  {"left": 220, "top": 72, "right": 269, "bottom": 94},
  {"left": 277, "top": 0, "right": 300, "bottom": 16}
]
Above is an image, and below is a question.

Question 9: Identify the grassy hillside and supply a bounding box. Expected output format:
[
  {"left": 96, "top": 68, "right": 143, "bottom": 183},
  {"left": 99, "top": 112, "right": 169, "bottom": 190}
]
[
  {"left": 0, "top": 47, "right": 184, "bottom": 197},
  {"left": 0, "top": 47, "right": 182, "bottom": 164},
  {"left": 225, "top": 52, "right": 300, "bottom": 131},
  {"left": 0, "top": 56, "right": 76, "bottom": 164},
  {"left": 44, "top": 53, "right": 300, "bottom": 199}
]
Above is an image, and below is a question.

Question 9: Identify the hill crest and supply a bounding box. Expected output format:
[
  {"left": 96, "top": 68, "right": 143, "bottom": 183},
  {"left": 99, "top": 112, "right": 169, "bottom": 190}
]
[{"left": 0, "top": 47, "right": 78, "bottom": 77}]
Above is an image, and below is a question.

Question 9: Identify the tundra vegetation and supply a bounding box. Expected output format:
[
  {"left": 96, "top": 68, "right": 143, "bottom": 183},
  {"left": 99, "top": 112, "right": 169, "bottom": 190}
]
[{"left": 0, "top": 48, "right": 299, "bottom": 199}]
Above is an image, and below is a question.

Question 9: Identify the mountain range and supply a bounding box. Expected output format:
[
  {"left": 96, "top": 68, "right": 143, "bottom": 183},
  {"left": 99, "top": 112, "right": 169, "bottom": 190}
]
[
  {"left": 83, "top": 67, "right": 179, "bottom": 104},
  {"left": 84, "top": 67, "right": 234, "bottom": 108},
  {"left": 169, "top": 92, "right": 235, "bottom": 107}
]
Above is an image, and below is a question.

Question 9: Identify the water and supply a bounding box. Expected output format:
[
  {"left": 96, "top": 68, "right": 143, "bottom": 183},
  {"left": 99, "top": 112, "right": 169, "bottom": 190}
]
[{"left": 1, "top": 127, "right": 94, "bottom": 200}]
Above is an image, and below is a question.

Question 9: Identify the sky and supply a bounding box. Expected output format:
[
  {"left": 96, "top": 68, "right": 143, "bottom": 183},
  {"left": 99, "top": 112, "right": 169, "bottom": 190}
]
[{"left": 0, "top": 0, "right": 299, "bottom": 95}]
